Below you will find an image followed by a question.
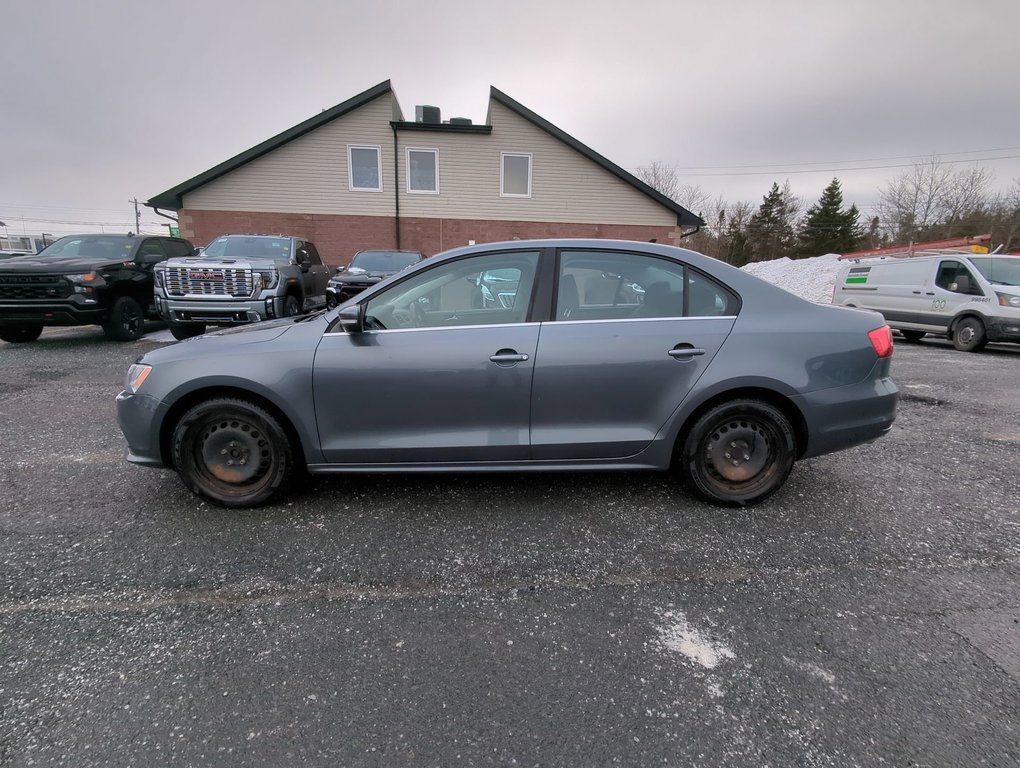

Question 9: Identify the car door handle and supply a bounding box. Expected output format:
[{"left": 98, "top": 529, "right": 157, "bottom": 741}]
[
  {"left": 489, "top": 351, "right": 529, "bottom": 364},
  {"left": 668, "top": 345, "right": 706, "bottom": 359},
  {"left": 925, "top": 292, "right": 935, "bottom": 296},
  {"left": 912, "top": 290, "right": 921, "bottom": 294}
]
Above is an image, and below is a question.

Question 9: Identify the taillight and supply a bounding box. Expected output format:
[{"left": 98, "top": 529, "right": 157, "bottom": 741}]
[{"left": 868, "top": 325, "right": 894, "bottom": 358}]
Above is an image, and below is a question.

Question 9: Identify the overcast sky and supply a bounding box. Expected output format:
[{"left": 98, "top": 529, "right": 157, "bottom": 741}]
[{"left": 2, "top": 0, "right": 1018, "bottom": 239}]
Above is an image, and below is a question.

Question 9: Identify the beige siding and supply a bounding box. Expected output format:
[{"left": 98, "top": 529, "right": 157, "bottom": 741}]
[
  {"left": 183, "top": 95, "right": 398, "bottom": 216},
  {"left": 395, "top": 101, "right": 676, "bottom": 226}
]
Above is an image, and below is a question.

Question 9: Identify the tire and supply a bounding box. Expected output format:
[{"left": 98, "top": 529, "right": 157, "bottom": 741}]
[
  {"left": 283, "top": 295, "right": 302, "bottom": 317},
  {"left": 0, "top": 325, "right": 43, "bottom": 343},
  {"left": 104, "top": 296, "right": 146, "bottom": 341},
  {"left": 325, "top": 293, "right": 338, "bottom": 310},
  {"left": 952, "top": 317, "right": 987, "bottom": 352},
  {"left": 172, "top": 398, "right": 295, "bottom": 508},
  {"left": 680, "top": 399, "right": 796, "bottom": 507},
  {"left": 170, "top": 323, "right": 206, "bottom": 341},
  {"left": 900, "top": 330, "right": 926, "bottom": 343}
]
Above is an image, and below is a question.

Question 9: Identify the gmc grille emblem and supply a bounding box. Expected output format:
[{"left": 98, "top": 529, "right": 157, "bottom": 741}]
[{"left": 188, "top": 271, "right": 222, "bottom": 280}]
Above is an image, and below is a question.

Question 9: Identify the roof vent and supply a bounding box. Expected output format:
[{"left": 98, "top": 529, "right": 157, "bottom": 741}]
[
  {"left": 416, "top": 105, "right": 441, "bottom": 124},
  {"left": 449, "top": 117, "right": 472, "bottom": 126}
]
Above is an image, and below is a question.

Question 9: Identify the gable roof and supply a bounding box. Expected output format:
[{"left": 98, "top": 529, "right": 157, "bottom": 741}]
[
  {"left": 489, "top": 88, "right": 703, "bottom": 228},
  {"left": 146, "top": 80, "right": 395, "bottom": 210},
  {"left": 147, "top": 80, "right": 704, "bottom": 229}
]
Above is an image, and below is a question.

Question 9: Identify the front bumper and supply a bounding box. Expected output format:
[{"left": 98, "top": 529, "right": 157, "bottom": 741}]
[
  {"left": 116, "top": 390, "right": 168, "bottom": 467},
  {"left": 0, "top": 299, "right": 106, "bottom": 327},
  {"left": 985, "top": 315, "right": 1020, "bottom": 343},
  {"left": 327, "top": 280, "right": 378, "bottom": 303},
  {"left": 156, "top": 294, "right": 285, "bottom": 326}
]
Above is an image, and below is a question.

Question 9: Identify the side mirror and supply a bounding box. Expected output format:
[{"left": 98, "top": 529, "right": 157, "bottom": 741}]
[{"left": 337, "top": 304, "right": 363, "bottom": 334}]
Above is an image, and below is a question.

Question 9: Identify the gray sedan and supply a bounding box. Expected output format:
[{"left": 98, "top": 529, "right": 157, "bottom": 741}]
[{"left": 117, "top": 239, "right": 898, "bottom": 508}]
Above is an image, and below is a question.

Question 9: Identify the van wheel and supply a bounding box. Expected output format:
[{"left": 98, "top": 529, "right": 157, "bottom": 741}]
[
  {"left": 952, "top": 317, "right": 987, "bottom": 352},
  {"left": 680, "top": 399, "right": 796, "bottom": 507},
  {"left": 900, "top": 330, "right": 925, "bottom": 342}
]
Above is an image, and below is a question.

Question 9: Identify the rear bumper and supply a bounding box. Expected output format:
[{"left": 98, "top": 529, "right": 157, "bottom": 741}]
[{"left": 794, "top": 375, "right": 899, "bottom": 459}]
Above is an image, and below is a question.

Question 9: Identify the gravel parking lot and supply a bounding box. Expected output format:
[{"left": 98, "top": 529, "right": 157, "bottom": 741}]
[{"left": 1, "top": 326, "right": 1018, "bottom": 767}]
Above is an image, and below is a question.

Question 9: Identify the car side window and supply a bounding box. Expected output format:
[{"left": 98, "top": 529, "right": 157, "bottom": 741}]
[
  {"left": 305, "top": 242, "right": 323, "bottom": 266},
  {"left": 557, "top": 250, "right": 685, "bottom": 321},
  {"left": 688, "top": 269, "right": 739, "bottom": 316},
  {"left": 136, "top": 239, "right": 168, "bottom": 264},
  {"left": 364, "top": 250, "right": 540, "bottom": 330},
  {"left": 162, "top": 239, "right": 194, "bottom": 259},
  {"left": 935, "top": 260, "right": 983, "bottom": 295}
]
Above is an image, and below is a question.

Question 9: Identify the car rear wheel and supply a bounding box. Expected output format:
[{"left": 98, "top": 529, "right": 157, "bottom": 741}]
[
  {"left": 680, "top": 399, "right": 796, "bottom": 506},
  {"left": 952, "top": 317, "right": 987, "bottom": 352},
  {"left": 0, "top": 325, "right": 43, "bottom": 343},
  {"left": 104, "top": 296, "right": 145, "bottom": 341},
  {"left": 899, "top": 330, "right": 925, "bottom": 342},
  {"left": 172, "top": 398, "right": 295, "bottom": 508},
  {"left": 170, "top": 323, "right": 206, "bottom": 341}
]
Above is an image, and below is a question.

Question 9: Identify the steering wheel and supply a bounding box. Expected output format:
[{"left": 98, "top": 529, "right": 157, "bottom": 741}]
[{"left": 408, "top": 299, "right": 427, "bottom": 328}]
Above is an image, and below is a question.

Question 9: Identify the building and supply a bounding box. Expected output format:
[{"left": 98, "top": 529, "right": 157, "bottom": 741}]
[{"left": 147, "top": 81, "right": 703, "bottom": 263}]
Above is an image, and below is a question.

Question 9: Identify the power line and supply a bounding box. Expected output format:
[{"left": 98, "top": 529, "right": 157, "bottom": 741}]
[{"left": 640, "top": 154, "right": 1020, "bottom": 178}]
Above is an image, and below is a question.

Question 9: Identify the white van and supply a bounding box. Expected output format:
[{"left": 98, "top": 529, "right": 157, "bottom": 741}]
[{"left": 832, "top": 252, "right": 1020, "bottom": 351}]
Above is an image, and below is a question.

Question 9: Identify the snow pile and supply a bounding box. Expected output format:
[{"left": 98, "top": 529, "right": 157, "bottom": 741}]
[{"left": 740, "top": 252, "right": 844, "bottom": 304}]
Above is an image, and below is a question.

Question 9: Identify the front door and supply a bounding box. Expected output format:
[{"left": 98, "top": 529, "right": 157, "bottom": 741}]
[{"left": 312, "top": 249, "right": 541, "bottom": 464}]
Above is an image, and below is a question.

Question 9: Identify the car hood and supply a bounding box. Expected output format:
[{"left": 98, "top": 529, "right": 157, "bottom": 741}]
[
  {"left": 332, "top": 270, "right": 392, "bottom": 281},
  {"left": 162, "top": 257, "right": 278, "bottom": 268},
  {"left": 0, "top": 256, "right": 130, "bottom": 273}
]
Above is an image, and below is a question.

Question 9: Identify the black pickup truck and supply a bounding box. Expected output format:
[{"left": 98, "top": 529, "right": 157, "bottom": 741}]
[{"left": 0, "top": 233, "right": 195, "bottom": 343}]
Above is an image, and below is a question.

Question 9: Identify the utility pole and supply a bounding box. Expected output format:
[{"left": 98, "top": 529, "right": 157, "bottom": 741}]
[{"left": 129, "top": 198, "right": 140, "bottom": 234}]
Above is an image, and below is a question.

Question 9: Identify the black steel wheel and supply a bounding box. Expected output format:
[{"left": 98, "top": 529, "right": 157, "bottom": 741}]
[
  {"left": 952, "top": 317, "right": 987, "bottom": 352},
  {"left": 283, "top": 295, "right": 302, "bottom": 316},
  {"left": 104, "top": 296, "right": 146, "bottom": 341},
  {"left": 169, "top": 323, "right": 206, "bottom": 341},
  {"left": 899, "top": 330, "right": 926, "bottom": 342},
  {"left": 0, "top": 325, "right": 43, "bottom": 343},
  {"left": 680, "top": 399, "right": 796, "bottom": 506},
  {"left": 172, "top": 398, "right": 295, "bottom": 507}
]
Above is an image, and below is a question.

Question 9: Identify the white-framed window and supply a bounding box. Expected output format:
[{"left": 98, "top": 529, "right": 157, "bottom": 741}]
[
  {"left": 500, "top": 152, "right": 532, "bottom": 198},
  {"left": 407, "top": 148, "right": 439, "bottom": 194},
  {"left": 348, "top": 145, "right": 382, "bottom": 191}
]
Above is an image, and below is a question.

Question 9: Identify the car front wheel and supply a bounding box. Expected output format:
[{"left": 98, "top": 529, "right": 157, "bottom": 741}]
[
  {"left": 104, "top": 296, "right": 146, "bottom": 341},
  {"left": 283, "top": 295, "right": 302, "bottom": 316},
  {"left": 680, "top": 399, "right": 796, "bottom": 506},
  {"left": 172, "top": 398, "right": 295, "bottom": 507}
]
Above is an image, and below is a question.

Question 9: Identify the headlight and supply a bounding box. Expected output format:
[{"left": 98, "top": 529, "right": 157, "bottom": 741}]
[
  {"left": 155, "top": 268, "right": 166, "bottom": 288},
  {"left": 64, "top": 271, "right": 101, "bottom": 294},
  {"left": 995, "top": 292, "right": 1020, "bottom": 308},
  {"left": 124, "top": 363, "right": 152, "bottom": 394},
  {"left": 256, "top": 268, "right": 279, "bottom": 290}
]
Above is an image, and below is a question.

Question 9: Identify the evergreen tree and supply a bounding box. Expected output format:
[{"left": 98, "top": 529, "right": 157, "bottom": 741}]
[
  {"left": 747, "top": 182, "right": 797, "bottom": 262},
  {"left": 796, "top": 178, "right": 862, "bottom": 256}
]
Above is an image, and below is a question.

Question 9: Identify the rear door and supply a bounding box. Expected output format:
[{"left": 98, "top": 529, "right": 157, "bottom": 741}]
[{"left": 530, "top": 248, "right": 737, "bottom": 460}]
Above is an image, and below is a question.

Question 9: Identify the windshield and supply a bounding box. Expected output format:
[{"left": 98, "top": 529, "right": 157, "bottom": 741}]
[
  {"left": 202, "top": 236, "right": 292, "bottom": 260},
  {"left": 34, "top": 236, "right": 134, "bottom": 260},
  {"left": 969, "top": 256, "right": 1020, "bottom": 286},
  {"left": 350, "top": 250, "right": 421, "bottom": 272}
]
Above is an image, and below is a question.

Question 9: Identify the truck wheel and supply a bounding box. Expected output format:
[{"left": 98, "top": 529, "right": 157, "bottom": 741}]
[
  {"left": 0, "top": 325, "right": 43, "bottom": 343},
  {"left": 900, "top": 330, "right": 925, "bottom": 342},
  {"left": 680, "top": 399, "right": 796, "bottom": 507},
  {"left": 283, "top": 295, "right": 302, "bottom": 316},
  {"left": 325, "top": 293, "right": 338, "bottom": 310},
  {"left": 104, "top": 296, "right": 146, "bottom": 341},
  {"left": 172, "top": 397, "right": 295, "bottom": 508},
  {"left": 170, "top": 323, "right": 206, "bottom": 341},
  {"left": 952, "top": 317, "right": 987, "bottom": 352}
]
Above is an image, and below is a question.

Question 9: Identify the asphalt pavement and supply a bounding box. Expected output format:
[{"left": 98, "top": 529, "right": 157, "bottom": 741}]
[{"left": 1, "top": 326, "right": 1018, "bottom": 767}]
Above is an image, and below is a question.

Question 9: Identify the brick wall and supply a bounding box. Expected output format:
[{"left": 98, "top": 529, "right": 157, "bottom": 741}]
[{"left": 180, "top": 209, "right": 684, "bottom": 266}]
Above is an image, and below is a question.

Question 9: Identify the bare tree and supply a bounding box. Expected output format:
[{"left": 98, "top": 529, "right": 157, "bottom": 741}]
[{"left": 635, "top": 161, "right": 681, "bottom": 202}]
